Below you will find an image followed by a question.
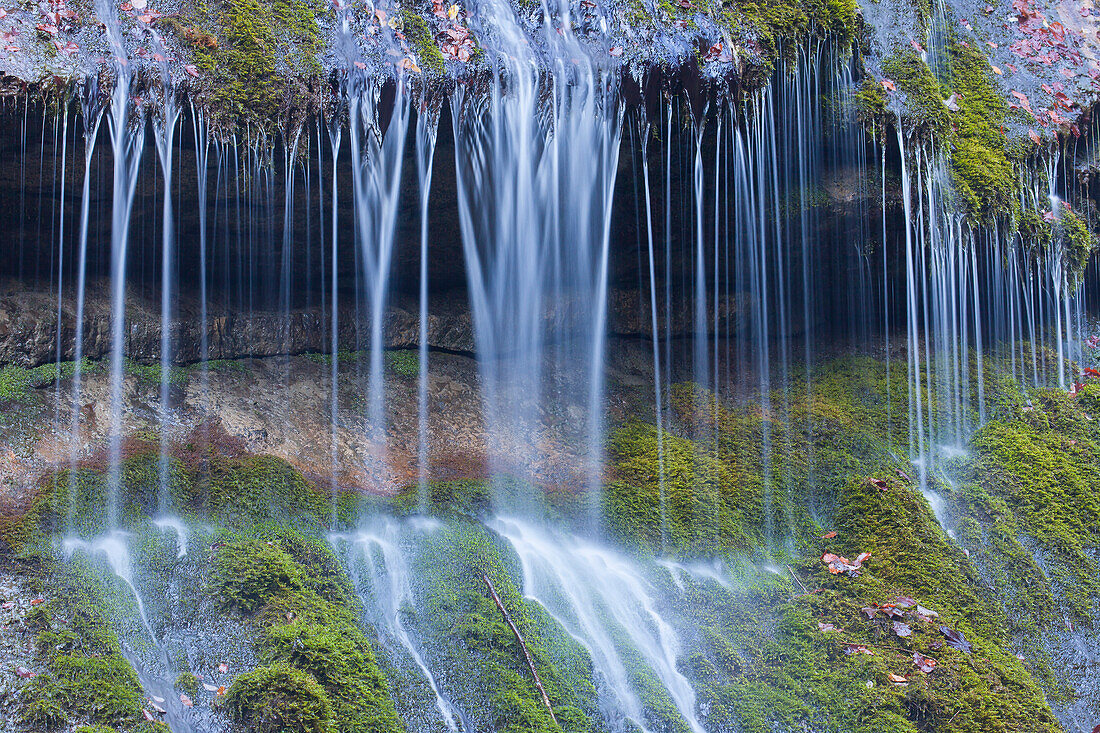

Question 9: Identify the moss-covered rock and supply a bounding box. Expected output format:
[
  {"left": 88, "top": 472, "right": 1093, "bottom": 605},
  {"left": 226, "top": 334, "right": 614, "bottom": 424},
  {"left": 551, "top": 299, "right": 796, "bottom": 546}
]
[
  {"left": 211, "top": 535, "right": 404, "bottom": 733},
  {"left": 226, "top": 662, "right": 335, "bottom": 733}
]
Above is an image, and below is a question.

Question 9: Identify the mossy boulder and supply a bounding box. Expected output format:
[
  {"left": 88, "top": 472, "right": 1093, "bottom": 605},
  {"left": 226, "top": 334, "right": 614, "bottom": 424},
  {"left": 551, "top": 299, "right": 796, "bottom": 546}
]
[{"left": 226, "top": 662, "right": 335, "bottom": 733}]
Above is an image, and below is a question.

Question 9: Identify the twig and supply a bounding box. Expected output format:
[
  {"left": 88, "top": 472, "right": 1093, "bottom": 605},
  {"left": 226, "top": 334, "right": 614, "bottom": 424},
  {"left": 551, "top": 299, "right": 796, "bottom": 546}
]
[
  {"left": 787, "top": 565, "right": 809, "bottom": 595},
  {"left": 481, "top": 572, "right": 558, "bottom": 726}
]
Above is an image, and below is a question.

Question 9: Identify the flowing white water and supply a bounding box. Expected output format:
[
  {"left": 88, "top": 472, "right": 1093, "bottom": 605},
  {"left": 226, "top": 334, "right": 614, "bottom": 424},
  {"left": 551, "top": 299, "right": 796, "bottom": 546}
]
[
  {"left": 452, "top": 0, "right": 622, "bottom": 511},
  {"left": 334, "top": 522, "right": 466, "bottom": 732},
  {"left": 99, "top": 0, "right": 147, "bottom": 528},
  {"left": 495, "top": 517, "right": 705, "bottom": 733},
  {"left": 416, "top": 97, "right": 442, "bottom": 513}
]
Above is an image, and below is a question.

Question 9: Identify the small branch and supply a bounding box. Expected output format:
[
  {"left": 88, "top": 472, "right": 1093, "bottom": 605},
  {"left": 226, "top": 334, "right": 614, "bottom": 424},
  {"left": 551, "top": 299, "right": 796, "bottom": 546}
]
[
  {"left": 787, "top": 565, "right": 809, "bottom": 595},
  {"left": 481, "top": 572, "right": 558, "bottom": 727}
]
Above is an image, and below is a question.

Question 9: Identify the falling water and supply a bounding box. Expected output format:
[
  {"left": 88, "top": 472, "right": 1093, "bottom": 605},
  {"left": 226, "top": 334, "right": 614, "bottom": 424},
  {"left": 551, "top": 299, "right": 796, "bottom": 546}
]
[
  {"left": 496, "top": 517, "right": 705, "bottom": 733},
  {"left": 100, "top": 0, "right": 147, "bottom": 528},
  {"left": 452, "top": 0, "right": 622, "bottom": 510},
  {"left": 334, "top": 523, "right": 466, "bottom": 732}
]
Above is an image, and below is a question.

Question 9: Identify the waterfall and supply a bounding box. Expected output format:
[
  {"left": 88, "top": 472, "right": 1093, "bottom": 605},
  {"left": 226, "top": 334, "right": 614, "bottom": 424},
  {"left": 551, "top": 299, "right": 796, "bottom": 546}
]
[
  {"left": 100, "top": 0, "right": 147, "bottom": 528},
  {"left": 496, "top": 517, "right": 705, "bottom": 733},
  {"left": 334, "top": 522, "right": 467, "bottom": 732},
  {"left": 449, "top": 0, "right": 622, "bottom": 513}
]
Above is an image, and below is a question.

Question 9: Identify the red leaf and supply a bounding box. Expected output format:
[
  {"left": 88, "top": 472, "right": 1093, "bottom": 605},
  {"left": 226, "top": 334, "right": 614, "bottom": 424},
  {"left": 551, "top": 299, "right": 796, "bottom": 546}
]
[
  {"left": 820, "top": 531, "right": 838, "bottom": 539},
  {"left": 881, "top": 78, "right": 896, "bottom": 92}
]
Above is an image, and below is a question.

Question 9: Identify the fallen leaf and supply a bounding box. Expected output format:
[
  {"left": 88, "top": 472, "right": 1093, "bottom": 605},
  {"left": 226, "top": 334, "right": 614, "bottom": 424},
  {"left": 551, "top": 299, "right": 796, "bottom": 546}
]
[
  {"left": 893, "top": 621, "right": 913, "bottom": 637},
  {"left": 1029, "top": 129, "right": 1042, "bottom": 145},
  {"left": 881, "top": 78, "right": 896, "bottom": 92},
  {"left": 991, "top": 65, "right": 1003, "bottom": 75},
  {"left": 15, "top": 666, "right": 36, "bottom": 679},
  {"left": 943, "top": 94, "right": 960, "bottom": 112},
  {"left": 143, "top": 710, "right": 156, "bottom": 721},
  {"left": 180, "top": 693, "right": 193, "bottom": 708},
  {"left": 845, "top": 644, "right": 874, "bottom": 656},
  {"left": 887, "top": 672, "right": 908, "bottom": 684},
  {"left": 940, "top": 626, "right": 973, "bottom": 653},
  {"left": 609, "top": 45, "right": 622, "bottom": 57},
  {"left": 132, "top": 0, "right": 146, "bottom": 8},
  {"left": 861, "top": 607, "right": 877, "bottom": 619},
  {"left": 218, "top": 663, "right": 229, "bottom": 674},
  {"left": 184, "top": 64, "right": 200, "bottom": 77},
  {"left": 30, "top": 598, "right": 44, "bottom": 606},
  {"left": 820, "top": 531, "right": 838, "bottom": 539},
  {"left": 916, "top": 605, "right": 939, "bottom": 620},
  {"left": 913, "top": 652, "right": 937, "bottom": 673},
  {"left": 448, "top": 3, "right": 459, "bottom": 19},
  {"left": 818, "top": 622, "right": 840, "bottom": 632},
  {"left": 893, "top": 597, "right": 917, "bottom": 608},
  {"left": 203, "top": 682, "right": 219, "bottom": 692},
  {"left": 869, "top": 478, "right": 888, "bottom": 491}
]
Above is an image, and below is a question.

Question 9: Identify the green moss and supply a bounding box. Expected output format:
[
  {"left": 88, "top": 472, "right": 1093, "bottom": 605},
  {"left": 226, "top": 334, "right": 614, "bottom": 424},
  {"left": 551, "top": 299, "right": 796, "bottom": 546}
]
[
  {"left": 406, "top": 520, "right": 603, "bottom": 732},
  {"left": 401, "top": 10, "right": 445, "bottom": 74},
  {"left": 719, "top": 0, "right": 859, "bottom": 64},
  {"left": 946, "top": 42, "right": 1017, "bottom": 225},
  {"left": 882, "top": 50, "right": 951, "bottom": 139},
  {"left": 20, "top": 573, "right": 147, "bottom": 728},
  {"left": 124, "top": 359, "right": 190, "bottom": 389},
  {"left": 0, "top": 358, "right": 90, "bottom": 402},
  {"left": 391, "top": 478, "right": 492, "bottom": 517},
  {"left": 211, "top": 535, "right": 404, "bottom": 733},
  {"left": 959, "top": 389, "right": 1100, "bottom": 621},
  {"left": 226, "top": 662, "right": 335, "bottom": 733},
  {"left": 174, "top": 671, "right": 202, "bottom": 700},
  {"left": 184, "top": 0, "right": 324, "bottom": 130},
  {"left": 599, "top": 353, "right": 1070, "bottom": 732},
  {"left": 200, "top": 455, "right": 330, "bottom": 528},
  {"left": 1054, "top": 210, "right": 1098, "bottom": 286}
]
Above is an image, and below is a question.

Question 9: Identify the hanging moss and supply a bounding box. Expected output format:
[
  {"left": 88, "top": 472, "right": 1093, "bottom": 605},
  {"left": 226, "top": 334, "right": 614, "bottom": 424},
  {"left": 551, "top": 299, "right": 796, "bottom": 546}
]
[
  {"left": 401, "top": 9, "right": 446, "bottom": 74},
  {"left": 179, "top": 0, "right": 325, "bottom": 130},
  {"left": 945, "top": 42, "right": 1017, "bottom": 225},
  {"left": 1054, "top": 210, "right": 1098, "bottom": 286}
]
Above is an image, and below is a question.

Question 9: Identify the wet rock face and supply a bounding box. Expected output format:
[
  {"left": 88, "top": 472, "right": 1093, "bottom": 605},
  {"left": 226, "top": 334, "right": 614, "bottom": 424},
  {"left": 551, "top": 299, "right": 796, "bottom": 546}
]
[{"left": 0, "top": 278, "right": 753, "bottom": 368}]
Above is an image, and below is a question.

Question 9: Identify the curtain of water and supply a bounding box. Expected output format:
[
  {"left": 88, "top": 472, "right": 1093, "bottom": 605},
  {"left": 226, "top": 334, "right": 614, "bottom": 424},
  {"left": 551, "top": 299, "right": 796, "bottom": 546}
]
[{"left": 452, "top": 0, "right": 622, "bottom": 513}]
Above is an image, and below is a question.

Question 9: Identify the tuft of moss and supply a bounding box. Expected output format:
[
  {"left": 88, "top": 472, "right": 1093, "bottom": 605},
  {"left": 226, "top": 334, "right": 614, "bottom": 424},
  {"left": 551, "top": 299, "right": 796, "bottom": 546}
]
[
  {"left": 20, "top": 574, "right": 148, "bottom": 728},
  {"left": 401, "top": 9, "right": 445, "bottom": 74},
  {"left": 226, "top": 662, "right": 335, "bottom": 733},
  {"left": 211, "top": 535, "right": 404, "bottom": 733},
  {"left": 945, "top": 42, "right": 1017, "bottom": 225},
  {"left": 174, "top": 671, "right": 202, "bottom": 700}
]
